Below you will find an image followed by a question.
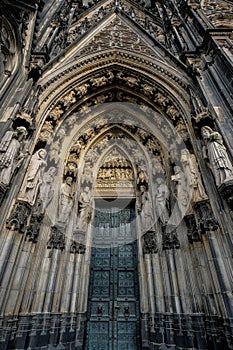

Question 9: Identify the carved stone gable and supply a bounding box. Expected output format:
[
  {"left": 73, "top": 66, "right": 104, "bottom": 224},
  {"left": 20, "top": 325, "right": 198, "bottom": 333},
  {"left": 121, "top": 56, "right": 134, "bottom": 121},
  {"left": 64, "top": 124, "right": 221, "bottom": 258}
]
[{"left": 78, "top": 15, "right": 161, "bottom": 59}]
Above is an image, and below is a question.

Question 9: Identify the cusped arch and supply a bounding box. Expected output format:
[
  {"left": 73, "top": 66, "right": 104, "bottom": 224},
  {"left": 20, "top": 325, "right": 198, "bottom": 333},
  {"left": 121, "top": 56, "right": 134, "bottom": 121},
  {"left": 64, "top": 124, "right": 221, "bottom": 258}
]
[{"left": 55, "top": 104, "right": 170, "bottom": 164}]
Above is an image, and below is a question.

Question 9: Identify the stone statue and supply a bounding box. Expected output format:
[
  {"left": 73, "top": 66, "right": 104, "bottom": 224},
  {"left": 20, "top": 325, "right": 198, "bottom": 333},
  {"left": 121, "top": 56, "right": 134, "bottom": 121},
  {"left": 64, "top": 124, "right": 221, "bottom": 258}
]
[
  {"left": 201, "top": 126, "right": 233, "bottom": 186},
  {"left": 152, "top": 156, "right": 164, "bottom": 176},
  {"left": 154, "top": 177, "right": 169, "bottom": 225},
  {"left": 77, "top": 186, "right": 92, "bottom": 231},
  {"left": 40, "top": 167, "right": 57, "bottom": 211},
  {"left": 171, "top": 165, "right": 190, "bottom": 214},
  {"left": 137, "top": 185, "right": 153, "bottom": 231},
  {"left": 57, "top": 177, "right": 74, "bottom": 225},
  {"left": 18, "top": 149, "right": 47, "bottom": 206},
  {"left": 137, "top": 168, "right": 148, "bottom": 187},
  {"left": 181, "top": 149, "right": 207, "bottom": 203},
  {"left": 0, "top": 127, "right": 27, "bottom": 188}
]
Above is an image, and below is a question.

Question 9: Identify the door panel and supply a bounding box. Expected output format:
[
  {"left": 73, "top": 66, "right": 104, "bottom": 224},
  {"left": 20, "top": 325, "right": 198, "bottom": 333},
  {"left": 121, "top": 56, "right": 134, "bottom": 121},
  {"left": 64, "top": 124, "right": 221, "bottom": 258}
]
[
  {"left": 117, "top": 322, "right": 138, "bottom": 350},
  {"left": 85, "top": 204, "right": 141, "bottom": 350},
  {"left": 88, "top": 322, "right": 110, "bottom": 350}
]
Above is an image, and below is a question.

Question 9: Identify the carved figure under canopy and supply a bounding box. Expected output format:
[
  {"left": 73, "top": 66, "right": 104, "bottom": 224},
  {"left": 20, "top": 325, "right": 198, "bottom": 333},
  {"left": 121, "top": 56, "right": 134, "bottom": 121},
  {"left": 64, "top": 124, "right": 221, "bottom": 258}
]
[
  {"left": 137, "top": 168, "right": 148, "bottom": 187},
  {"left": 40, "top": 167, "right": 57, "bottom": 211},
  {"left": 18, "top": 149, "right": 47, "bottom": 206},
  {"left": 137, "top": 185, "right": 153, "bottom": 231},
  {"left": 152, "top": 156, "right": 164, "bottom": 177},
  {"left": 0, "top": 127, "right": 27, "bottom": 188},
  {"left": 171, "top": 165, "right": 190, "bottom": 214},
  {"left": 77, "top": 186, "right": 92, "bottom": 231},
  {"left": 201, "top": 126, "right": 233, "bottom": 186},
  {"left": 181, "top": 149, "right": 207, "bottom": 203},
  {"left": 57, "top": 177, "right": 74, "bottom": 225},
  {"left": 154, "top": 177, "right": 169, "bottom": 225}
]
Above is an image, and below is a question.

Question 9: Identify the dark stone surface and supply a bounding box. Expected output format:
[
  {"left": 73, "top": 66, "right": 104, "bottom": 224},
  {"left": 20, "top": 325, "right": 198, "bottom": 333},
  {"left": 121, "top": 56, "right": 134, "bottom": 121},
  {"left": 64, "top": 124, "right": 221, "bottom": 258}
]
[{"left": 0, "top": 313, "right": 86, "bottom": 350}]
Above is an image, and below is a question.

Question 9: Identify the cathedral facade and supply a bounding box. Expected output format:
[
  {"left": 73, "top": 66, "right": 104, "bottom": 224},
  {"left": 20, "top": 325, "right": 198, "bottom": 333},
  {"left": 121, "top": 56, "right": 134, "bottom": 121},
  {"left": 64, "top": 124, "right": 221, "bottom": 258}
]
[{"left": 0, "top": 0, "right": 233, "bottom": 349}]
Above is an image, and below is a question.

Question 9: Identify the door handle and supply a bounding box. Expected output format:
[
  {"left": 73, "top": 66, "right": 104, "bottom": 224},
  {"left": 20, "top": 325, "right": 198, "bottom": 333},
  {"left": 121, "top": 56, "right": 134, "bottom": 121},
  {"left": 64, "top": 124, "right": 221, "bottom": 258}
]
[
  {"left": 97, "top": 305, "right": 103, "bottom": 319},
  {"left": 124, "top": 306, "right": 130, "bottom": 319},
  {"left": 113, "top": 305, "right": 120, "bottom": 320}
]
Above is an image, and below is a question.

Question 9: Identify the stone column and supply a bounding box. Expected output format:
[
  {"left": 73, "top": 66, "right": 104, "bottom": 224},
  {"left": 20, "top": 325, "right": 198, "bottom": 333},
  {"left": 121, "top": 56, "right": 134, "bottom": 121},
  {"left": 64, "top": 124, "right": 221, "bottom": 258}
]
[
  {"left": 43, "top": 249, "right": 61, "bottom": 313},
  {"left": 151, "top": 253, "right": 165, "bottom": 313},
  {"left": 6, "top": 240, "right": 36, "bottom": 315},
  {"left": 70, "top": 253, "right": 83, "bottom": 313},
  {"left": 0, "top": 229, "right": 24, "bottom": 314},
  {"left": 60, "top": 251, "right": 75, "bottom": 312},
  {"left": 144, "top": 254, "right": 155, "bottom": 319},
  {"left": 31, "top": 249, "right": 53, "bottom": 313}
]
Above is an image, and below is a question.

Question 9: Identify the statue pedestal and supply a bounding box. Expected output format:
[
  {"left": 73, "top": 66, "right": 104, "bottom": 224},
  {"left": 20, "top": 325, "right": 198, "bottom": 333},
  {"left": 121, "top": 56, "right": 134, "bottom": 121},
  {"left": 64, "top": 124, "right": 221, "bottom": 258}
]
[{"left": 218, "top": 178, "right": 233, "bottom": 210}]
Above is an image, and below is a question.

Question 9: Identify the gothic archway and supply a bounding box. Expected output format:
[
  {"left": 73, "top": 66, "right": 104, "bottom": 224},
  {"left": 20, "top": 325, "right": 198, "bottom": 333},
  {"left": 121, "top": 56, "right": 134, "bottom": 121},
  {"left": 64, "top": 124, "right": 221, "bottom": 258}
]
[{"left": 1, "top": 2, "right": 233, "bottom": 349}]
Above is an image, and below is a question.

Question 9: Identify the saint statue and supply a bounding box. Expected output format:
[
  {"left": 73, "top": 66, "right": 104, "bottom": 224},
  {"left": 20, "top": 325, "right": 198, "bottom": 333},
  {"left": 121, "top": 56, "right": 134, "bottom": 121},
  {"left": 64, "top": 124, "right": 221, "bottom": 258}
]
[
  {"left": 137, "top": 168, "right": 148, "bottom": 187},
  {"left": 181, "top": 149, "right": 207, "bottom": 203},
  {"left": 40, "top": 167, "right": 57, "bottom": 211},
  {"left": 77, "top": 186, "right": 92, "bottom": 231},
  {"left": 152, "top": 156, "right": 164, "bottom": 178},
  {"left": 201, "top": 126, "right": 233, "bottom": 186},
  {"left": 57, "top": 177, "right": 74, "bottom": 225},
  {"left": 0, "top": 127, "right": 27, "bottom": 188},
  {"left": 171, "top": 165, "right": 190, "bottom": 214},
  {"left": 154, "top": 177, "right": 170, "bottom": 225},
  {"left": 137, "top": 185, "right": 153, "bottom": 231},
  {"left": 18, "top": 149, "right": 47, "bottom": 205}
]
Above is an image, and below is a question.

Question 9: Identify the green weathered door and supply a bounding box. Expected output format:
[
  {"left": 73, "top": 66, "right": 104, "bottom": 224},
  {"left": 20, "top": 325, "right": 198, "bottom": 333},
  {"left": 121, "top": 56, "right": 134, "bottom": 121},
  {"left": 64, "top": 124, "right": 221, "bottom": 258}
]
[{"left": 85, "top": 202, "right": 141, "bottom": 350}]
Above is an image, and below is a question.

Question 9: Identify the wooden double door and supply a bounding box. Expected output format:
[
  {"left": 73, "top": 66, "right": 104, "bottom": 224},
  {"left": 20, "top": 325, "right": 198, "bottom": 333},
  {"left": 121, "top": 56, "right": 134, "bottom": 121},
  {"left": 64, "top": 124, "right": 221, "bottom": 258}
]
[{"left": 85, "top": 202, "right": 141, "bottom": 350}]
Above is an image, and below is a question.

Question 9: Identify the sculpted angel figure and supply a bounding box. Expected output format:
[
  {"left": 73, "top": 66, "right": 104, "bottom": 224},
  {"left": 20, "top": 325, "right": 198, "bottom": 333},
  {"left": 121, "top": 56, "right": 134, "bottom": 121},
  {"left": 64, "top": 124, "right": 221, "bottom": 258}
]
[
  {"left": 18, "top": 149, "right": 47, "bottom": 206},
  {"left": 0, "top": 126, "right": 27, "bottom": 188},
  {"left": 201, "top": 126, "right": 233, "bottom": 186}
]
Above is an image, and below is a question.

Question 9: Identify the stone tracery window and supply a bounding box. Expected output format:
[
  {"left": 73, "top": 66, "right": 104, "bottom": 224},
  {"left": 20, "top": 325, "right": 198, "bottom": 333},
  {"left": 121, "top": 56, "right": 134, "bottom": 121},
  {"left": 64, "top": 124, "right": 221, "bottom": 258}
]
[{"left": 0, "top": 17, "right": 18, "bottom": 89}]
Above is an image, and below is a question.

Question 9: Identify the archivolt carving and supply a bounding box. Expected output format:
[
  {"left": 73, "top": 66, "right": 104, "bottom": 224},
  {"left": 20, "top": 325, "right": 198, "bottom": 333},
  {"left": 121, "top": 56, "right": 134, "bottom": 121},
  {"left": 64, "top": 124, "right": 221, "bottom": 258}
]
[
  {"left": 36, "top": 68, "right": 188, "bottom": 152},
  {"left": 62, "top": 121, "right": 164, "bottom": 185},
  {"left": 39, "top": 53, "right": 189, "bottom": 108},
  {"left": 42, "top": 66, "right": 187, "bottom": 111},
  {"left": 34, "top": 97, "right": 192, "bottom": 191}
]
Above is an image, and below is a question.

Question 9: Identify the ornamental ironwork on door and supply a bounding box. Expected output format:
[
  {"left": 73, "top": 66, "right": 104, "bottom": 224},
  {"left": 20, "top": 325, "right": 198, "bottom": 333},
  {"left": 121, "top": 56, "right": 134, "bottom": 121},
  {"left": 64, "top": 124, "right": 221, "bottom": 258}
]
[{"left": 85, "top": 201, "right": 141, "bottom": 350}]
